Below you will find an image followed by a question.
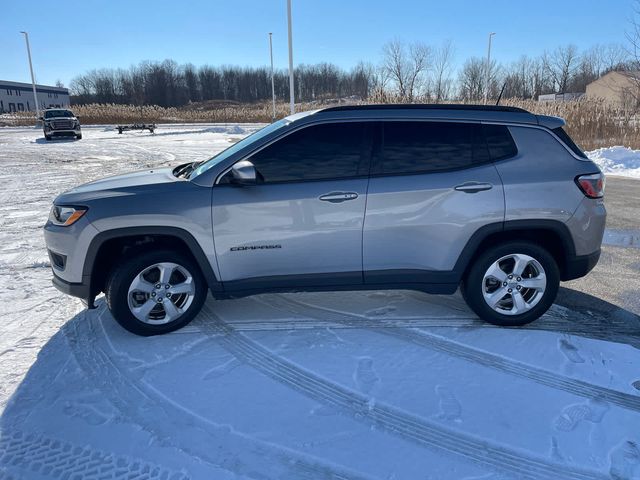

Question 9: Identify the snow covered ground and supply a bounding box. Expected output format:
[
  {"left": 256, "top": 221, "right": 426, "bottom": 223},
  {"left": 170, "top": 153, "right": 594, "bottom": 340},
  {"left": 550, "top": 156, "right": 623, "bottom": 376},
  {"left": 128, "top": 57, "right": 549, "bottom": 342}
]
[
  {"left": 0, "top": 125, "right": 639, "bottom": 480},
  {"left": 588, "top": 146, "right": 640, "bottom": 178}
]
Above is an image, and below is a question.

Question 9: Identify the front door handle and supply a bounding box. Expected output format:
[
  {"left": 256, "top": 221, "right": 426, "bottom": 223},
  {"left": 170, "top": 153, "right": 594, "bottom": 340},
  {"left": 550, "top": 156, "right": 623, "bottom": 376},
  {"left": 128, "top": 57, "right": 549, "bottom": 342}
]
[
  {"left": 454, "top": 182, "right": 493, "bottom": 193},
  {"left": 319, "top": 191, "right": 359, "bottom": 203}
]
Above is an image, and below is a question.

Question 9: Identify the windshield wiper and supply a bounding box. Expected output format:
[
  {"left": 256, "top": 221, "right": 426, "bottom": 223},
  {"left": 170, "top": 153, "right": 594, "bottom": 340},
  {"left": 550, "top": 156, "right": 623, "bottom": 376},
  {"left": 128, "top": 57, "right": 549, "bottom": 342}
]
[{"left": 173, "top": 161, "right": 203, "bottom": 179}]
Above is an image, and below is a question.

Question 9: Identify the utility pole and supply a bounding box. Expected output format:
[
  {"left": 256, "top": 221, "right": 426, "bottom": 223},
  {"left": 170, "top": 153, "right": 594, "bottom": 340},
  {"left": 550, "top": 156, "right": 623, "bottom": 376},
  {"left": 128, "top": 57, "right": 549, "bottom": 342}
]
[
  {"left": 287, "top": 0, "right": 295, "bottom": 115},
  {"left": 484, "top": 32, "right": 496, "bottom": 105},
  {"left": 269, "top": 32, "right": 276, "bottom": 121},
  {"left": 20, "top": 31, "right": 40, "bottom": 122}
]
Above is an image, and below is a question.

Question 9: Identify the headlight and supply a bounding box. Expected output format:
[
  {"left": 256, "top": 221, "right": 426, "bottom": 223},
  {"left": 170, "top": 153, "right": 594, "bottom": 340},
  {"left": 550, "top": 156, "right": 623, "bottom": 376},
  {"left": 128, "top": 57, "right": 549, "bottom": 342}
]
[{"left": 49, "top": 205, "right": 87, "bottom": 226}]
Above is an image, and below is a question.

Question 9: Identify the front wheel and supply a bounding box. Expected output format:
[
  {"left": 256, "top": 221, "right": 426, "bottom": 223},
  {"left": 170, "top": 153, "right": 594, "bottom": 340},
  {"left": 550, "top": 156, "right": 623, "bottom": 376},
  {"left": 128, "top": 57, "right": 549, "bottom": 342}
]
[
  {"left": 106, "top": 250, "right": 208, "bottom": 336},
  {"left": 462, "top": 242, "right": 560, "bottom": 326},
  {"left": 76, "top": 134, "right": 82, "bottom": 140}
]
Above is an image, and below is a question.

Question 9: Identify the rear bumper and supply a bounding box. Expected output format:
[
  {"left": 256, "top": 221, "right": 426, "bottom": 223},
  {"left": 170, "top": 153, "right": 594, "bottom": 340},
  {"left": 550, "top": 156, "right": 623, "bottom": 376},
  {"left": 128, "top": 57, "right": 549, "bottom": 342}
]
[{"left": 562, "top": 248, "right": 600, "bottom": 281}]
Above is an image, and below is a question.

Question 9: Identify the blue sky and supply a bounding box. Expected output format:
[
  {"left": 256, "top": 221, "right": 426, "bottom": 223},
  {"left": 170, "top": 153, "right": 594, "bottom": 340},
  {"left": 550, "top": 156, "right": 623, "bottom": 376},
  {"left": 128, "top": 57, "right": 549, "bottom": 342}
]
[{"left": 1, "top": 0, "right": 634, "bottom": 87}]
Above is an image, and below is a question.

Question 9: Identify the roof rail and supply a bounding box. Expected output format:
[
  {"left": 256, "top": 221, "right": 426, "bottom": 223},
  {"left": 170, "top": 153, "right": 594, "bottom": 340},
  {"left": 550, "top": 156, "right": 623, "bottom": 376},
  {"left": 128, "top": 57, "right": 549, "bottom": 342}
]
[{"left": 320, "top": 104, "right": 529, "bottom": 113}]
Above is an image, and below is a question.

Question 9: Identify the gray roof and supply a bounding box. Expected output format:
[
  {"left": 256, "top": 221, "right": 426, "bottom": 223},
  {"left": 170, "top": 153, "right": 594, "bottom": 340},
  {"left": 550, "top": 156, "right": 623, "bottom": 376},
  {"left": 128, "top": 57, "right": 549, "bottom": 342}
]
[
  {"left": 0, "top": 79, "right": 69, "bottom": 93},
  {"left": 302, "top": 104, "right": 564, "bottom": 129}
]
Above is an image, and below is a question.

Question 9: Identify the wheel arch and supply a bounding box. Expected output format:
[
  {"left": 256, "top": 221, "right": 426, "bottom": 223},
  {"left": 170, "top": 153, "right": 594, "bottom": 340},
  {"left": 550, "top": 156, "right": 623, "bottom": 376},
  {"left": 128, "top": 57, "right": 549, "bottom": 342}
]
[
  {"left": 84, "top": 227, "right": 222, "bottom": 300},
  {"left": 455, "top": 220, "right": 577, "bottom": 282}
]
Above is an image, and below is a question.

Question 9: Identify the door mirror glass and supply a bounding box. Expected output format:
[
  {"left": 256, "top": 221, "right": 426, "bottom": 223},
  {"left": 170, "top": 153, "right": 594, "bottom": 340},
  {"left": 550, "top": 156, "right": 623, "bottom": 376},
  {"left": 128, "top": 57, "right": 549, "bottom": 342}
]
[{"left": 230, "top": 160, "right": 258, "bottom": 185}]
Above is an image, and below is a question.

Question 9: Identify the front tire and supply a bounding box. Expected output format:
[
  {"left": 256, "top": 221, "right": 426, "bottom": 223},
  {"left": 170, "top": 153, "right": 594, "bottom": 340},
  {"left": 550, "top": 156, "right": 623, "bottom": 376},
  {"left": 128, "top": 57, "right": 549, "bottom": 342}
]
[
  {"left": 76, "top": 134, "right": 82, "bottom": 140},
  {"left": 45, "top": 135, "right": 51, "bottom": 141},
  {"left": 462, "top": 242, "right": 559, "bottom": 326},
  {"left": 106, "top": 249, "right": 207, "bottom": 336}
]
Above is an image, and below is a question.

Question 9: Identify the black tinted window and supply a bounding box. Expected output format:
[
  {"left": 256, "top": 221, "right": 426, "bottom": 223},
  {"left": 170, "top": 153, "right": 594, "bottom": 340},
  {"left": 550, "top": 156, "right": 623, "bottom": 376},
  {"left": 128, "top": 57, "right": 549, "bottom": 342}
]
[
  {"left": 483, "top": 124, "right": 518, "bottom": 160},
  {"left": 247, "top": 122, "right": 367, "bottom": 183},
  {"left": 381, "top": 122, "right": 484, "bottom": 174},
  {"left": 552, "top": 127, "right": 587, "bottom": 158}
]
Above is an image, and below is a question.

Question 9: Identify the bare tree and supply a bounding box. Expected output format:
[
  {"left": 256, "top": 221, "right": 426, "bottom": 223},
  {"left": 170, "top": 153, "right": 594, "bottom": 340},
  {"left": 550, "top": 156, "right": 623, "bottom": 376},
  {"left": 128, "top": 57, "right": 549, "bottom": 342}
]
[
  {"left": 382, "top": 39, "right": 432, "bottom": 102},
  {"left": 458, "top": 57, "right": 486, "bottom": 101},
  {"left": 543, "top": 45, "right": 580, "bottom": 93},
  {"left": 432, "top": 40, "right": 455, "bottom": 102}
]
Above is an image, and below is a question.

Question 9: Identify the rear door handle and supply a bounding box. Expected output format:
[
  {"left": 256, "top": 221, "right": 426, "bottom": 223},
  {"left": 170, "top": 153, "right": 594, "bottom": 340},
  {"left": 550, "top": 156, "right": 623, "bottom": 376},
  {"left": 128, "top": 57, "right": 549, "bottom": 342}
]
[
  {"left": 454, "top": 182, "right": 493, "bottom": 193},
  {"left": 319, "top": 191, "right": 359, "bottom": 203}
]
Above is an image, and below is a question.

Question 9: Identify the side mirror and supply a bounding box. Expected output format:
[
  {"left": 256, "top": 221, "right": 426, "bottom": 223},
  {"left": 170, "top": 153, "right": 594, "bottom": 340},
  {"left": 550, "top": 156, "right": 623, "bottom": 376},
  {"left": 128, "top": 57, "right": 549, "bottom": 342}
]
[
  {"left": 75, "top": 116, "right": 81, "bottom": 121},
  {"left": 230, "top": 160, "right": 258, "bottom": 186},
  {"left": 38, "top": 117, "right": 44, "bottom": 121}
]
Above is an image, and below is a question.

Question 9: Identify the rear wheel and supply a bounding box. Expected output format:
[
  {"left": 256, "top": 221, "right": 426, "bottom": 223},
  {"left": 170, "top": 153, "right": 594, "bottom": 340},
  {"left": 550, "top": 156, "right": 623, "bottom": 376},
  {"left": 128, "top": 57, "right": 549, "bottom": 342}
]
[
  {"left": 106, "top": 250, "right": 207, "bottom": 336},
  {"left": 462, "top": 242, "right": 559, "bottom": 326}
]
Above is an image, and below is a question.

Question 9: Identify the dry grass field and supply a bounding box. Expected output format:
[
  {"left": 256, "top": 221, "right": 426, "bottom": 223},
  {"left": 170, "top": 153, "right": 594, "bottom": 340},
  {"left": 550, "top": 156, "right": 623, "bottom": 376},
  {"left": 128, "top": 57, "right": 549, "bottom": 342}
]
[{"left": 3, "top": 98, "right": 639, "bottom": 150}]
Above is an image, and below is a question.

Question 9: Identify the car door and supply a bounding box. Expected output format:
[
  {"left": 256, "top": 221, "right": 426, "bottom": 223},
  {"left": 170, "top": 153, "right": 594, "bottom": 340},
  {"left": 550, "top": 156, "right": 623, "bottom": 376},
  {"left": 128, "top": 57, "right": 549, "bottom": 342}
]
[
  {"left": 212, "top": 121, "right": 372, "bottom": 288},
  {"left": 363, "top": 120, "right": 505, "bottom": 285}
]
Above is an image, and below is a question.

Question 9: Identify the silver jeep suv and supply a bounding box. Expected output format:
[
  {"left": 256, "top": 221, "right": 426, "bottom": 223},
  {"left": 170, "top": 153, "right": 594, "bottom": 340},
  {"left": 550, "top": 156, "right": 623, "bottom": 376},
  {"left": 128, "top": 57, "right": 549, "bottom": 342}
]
[{"left": 44, "top": 105, "right": 606, "bottom": 336}]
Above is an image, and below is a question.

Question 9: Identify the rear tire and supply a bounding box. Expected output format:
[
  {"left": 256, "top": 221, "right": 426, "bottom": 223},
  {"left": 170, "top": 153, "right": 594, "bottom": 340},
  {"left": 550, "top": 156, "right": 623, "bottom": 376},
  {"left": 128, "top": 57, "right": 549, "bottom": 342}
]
[
  {"left": 462, "top": 242, "right": 560, "bottom": 326},
  {"left": 106, "top": 249, "right": 207, "bottom": 336}
]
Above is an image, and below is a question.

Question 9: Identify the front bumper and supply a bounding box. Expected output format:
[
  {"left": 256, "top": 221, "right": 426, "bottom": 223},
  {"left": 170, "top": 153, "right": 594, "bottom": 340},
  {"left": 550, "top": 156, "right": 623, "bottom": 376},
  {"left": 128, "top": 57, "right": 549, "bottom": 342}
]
[
  {"left": 52, "top": 273, "right": 91, "bottom": 299},
  {"left": 44, "top": 129, "right": 81, "bottom": 137}
]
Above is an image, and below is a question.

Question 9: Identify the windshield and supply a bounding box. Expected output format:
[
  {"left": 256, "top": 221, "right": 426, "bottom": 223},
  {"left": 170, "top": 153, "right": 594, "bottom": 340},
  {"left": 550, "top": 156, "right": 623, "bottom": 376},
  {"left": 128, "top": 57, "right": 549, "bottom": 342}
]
[
  {"left": 44, "top": 110, "right": 74, "bottom": 118},
  {"left": 190, "top": 119, "right": 290, "bottom": 178}
]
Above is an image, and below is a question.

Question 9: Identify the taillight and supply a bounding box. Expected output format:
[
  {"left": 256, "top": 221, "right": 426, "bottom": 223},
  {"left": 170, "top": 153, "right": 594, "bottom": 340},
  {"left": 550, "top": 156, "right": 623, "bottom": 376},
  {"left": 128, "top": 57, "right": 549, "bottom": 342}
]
[{"left": 575, "top": 173, "right": 605, "bottom": 199}]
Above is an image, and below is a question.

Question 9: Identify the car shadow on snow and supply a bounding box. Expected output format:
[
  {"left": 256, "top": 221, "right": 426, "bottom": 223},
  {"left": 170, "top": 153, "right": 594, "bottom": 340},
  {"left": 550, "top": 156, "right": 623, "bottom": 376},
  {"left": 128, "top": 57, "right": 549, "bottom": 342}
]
[
  {"left": 32, "top": 137, "right": 80, "bottom": 145},
  {"left": 0, "top": 288, "right": 639, "bottom": 478}
]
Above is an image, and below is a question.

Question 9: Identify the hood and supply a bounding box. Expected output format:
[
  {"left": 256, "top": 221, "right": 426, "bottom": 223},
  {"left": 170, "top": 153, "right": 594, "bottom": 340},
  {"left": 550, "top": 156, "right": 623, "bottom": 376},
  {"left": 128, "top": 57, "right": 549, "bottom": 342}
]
[{"left": 56, "top": 167, "right": 179, "bottom": 203}]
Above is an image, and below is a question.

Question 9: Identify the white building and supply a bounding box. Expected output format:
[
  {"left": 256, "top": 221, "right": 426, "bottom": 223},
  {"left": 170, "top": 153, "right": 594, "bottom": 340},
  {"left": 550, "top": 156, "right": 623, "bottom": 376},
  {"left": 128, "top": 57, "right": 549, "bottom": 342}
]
[
  {"left": 537, "top": 92, "right": 584, "bottom": 102},
  {"left": 0, "top": 80, "right": 70, "bottom": 113}
]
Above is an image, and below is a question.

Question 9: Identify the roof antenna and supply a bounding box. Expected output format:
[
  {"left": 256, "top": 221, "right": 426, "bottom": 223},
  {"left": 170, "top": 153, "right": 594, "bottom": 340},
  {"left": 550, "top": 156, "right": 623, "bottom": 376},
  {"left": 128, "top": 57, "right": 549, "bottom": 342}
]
[{"left": 495, "top": 82, "right": 506, "bottom": 105}]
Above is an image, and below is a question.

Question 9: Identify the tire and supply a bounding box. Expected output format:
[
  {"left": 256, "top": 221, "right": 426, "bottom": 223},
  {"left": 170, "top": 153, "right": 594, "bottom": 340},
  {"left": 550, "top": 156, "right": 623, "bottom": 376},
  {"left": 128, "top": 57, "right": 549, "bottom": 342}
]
[
  {"left": 106, "top": 249, "right": 208, "bottom": 336},
  {"left": 45, "top": 135, "right": 51, "bottom": 141},
  {"left": 76, "top": 134, "right": 82, "bottom": 140},
  {"left": 462, "top": 242, "right": 559, "bottom": 326}
]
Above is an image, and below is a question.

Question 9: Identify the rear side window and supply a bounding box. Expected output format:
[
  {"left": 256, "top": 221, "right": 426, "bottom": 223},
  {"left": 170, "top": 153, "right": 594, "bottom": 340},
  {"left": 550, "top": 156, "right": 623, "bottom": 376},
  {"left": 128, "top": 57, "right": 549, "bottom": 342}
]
[
  {"left": 246, "top": 122, "right": 369, "bottom": 183},
  {"left": 482, "top": 124, "right": 518, "bottom": 160},
  {"left": 552, "top": 127, "right": 587, "bottom": 159},
  {"left": 380, "top": 121, "right": 487, "bottom": 174}
]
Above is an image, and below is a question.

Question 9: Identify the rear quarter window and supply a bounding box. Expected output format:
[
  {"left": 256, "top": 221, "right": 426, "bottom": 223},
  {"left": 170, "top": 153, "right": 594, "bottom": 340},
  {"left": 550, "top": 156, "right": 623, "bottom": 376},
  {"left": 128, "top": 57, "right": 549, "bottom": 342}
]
[{"left": 551, "top": 127, "right": 588, "bottom": 159}]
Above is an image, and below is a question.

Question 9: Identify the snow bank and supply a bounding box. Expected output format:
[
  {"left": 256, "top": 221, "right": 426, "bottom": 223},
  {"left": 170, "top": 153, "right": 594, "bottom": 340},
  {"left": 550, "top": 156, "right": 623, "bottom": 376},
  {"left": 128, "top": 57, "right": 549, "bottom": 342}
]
[{"left": 586, "top": 146, "right": 640, "bottom": 178}]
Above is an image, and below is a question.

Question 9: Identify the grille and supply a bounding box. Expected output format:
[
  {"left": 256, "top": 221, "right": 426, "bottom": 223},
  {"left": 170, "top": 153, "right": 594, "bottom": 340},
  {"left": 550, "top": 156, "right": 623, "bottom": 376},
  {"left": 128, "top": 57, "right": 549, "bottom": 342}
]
[{"left": 51, "top": 119, "right": 74, "bottom": 130}]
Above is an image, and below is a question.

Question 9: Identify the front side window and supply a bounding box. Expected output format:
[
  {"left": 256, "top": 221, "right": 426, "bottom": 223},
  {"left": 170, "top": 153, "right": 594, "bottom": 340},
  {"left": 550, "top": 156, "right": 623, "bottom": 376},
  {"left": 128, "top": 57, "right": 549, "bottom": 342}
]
[
  {"left": 244, "top": 122, "right": 368, "bottom": 183},
  {"left": 380, "top": 121, "right": 484, "bottom": 174}
]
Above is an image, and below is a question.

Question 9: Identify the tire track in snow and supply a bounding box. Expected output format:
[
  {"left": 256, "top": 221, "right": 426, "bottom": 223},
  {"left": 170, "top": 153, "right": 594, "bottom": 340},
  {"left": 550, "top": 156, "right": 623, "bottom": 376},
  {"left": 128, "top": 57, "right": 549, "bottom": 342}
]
[
  {"left": 203, "top": 304, "right": 607, "bottom": 480},
  {"left": 262, "top": 295, "right": 640, "bottom": 415},
  {"left": 64, "top": 307, "right": 373, "bottom": 480},
  {"left": 0, "top": 430, "right": 188, "bottom": 480}
]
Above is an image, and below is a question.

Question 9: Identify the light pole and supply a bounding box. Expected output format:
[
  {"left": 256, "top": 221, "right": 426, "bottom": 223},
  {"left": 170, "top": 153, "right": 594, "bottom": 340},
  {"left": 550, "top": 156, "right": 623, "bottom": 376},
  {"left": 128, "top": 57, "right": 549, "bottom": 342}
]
[
  {"left": 20, "top": 31, "right": 40, "bottom": 122},
  {"left": 286, "top": 0, "right": 295, "bottom": 115},
  {"left": 269, "top": 32, "right": 276, "bottom": 121},
  {"left": 484, "top": 32, "right": 496, "bottom": 105}
]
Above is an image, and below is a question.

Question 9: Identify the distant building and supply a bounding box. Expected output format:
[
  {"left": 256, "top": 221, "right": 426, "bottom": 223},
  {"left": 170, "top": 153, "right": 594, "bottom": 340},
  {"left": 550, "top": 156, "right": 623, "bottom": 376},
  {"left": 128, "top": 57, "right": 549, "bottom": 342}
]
[
  {"left": 585, "top": 71, "right": 640, "bottom": 109},
  {"left": 0, "top": 80, "right": 70, "bottom": 113},
  {"left": 538, "top": 92, "right": 584, "bottom": 102}
]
